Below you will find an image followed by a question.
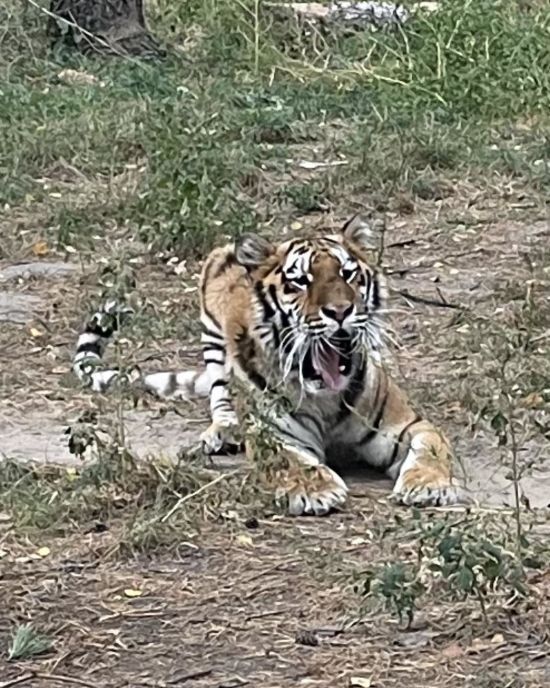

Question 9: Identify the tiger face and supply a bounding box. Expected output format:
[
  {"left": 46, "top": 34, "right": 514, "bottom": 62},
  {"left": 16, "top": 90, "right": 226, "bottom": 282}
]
[{"left": 236, "top": 217, "right": 386, "bottom": 395}]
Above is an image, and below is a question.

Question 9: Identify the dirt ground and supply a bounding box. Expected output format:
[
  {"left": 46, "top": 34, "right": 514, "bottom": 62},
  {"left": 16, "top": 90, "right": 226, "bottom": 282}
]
[
  {"left": 1, "top": 195, "right": 550, "bottom": 686},
  {"left": 2, "top": 506, "right": 550, "bottom": 688}
]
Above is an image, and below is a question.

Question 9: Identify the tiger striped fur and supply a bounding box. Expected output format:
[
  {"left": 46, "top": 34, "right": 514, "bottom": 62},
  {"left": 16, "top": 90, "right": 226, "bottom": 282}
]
[{"left": 73, "top": 216, "right": 468, "bottom": 515}]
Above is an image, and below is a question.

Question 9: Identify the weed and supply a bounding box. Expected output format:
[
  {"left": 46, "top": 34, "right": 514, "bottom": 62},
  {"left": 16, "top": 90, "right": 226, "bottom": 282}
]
[
  {"left": 8, "top": 624, "right": 52, "bottom": 661},
  {"left": 356, "top": 511, "right": 531, "bottom": 626},
  {"left": 361, "top": 561, "right": 425, "bottom": 626},
  {"left": 0, "top": 416, "right": 214, "bottom": 541}
]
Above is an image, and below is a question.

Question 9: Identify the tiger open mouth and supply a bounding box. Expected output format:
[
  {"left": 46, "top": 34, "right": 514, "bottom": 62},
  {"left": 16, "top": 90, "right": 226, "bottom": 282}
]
[{"left": 302, "top": 334, "right": 353, "bottom": 392}]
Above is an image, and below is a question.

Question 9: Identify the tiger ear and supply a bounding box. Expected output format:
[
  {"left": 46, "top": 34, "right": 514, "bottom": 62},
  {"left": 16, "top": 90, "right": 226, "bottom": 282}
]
[
  {"left": 235, "top": 233, "right": 275, "bottom": 269},
  {"left": 341, "top": 215, "right": 378, "bottom": 250}
]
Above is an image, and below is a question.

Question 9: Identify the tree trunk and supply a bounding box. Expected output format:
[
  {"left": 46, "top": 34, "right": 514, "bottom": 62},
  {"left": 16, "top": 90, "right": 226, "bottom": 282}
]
[{"left": 49, "top": 0, "right": 165, "bottom": 58}]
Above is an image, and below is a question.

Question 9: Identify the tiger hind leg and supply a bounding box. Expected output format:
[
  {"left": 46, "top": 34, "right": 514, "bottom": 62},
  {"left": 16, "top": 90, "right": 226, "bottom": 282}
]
[{"left": 390, "top": 421, "right": 470, "bottom": 507}]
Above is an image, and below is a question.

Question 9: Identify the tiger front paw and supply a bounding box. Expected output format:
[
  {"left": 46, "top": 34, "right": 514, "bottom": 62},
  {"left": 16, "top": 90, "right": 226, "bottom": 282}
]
[
  {"left": 392, "top": 469, "right": 472, "bottom": 508},
  {"left": 275, "top": 464, "right": 348, "bottom": 516},
  {"left": 200, "top": 420, "right": 242, "bottom": 455}
]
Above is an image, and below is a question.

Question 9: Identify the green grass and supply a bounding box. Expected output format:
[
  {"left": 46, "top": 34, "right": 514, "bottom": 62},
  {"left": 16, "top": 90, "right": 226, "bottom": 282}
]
[
  {"left": 1, "top": 0, "right": 550, "bottom": 255},
  {"left": 8, "top": 624, "right": 52, "bottom": 661}
]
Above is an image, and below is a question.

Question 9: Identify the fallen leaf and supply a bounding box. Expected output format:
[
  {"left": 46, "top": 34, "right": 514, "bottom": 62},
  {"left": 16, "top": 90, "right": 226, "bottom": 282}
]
[
  {"left": 285, "top": 2, "right": 331, "bottom": 19},
  {"left": 58, "top": 68, "right": 104, "bottom": 86},
  {"left": 235, "top": 533, "right": 254, "bottom": 547},
  {"left": 221, "top": 510, "right": 240, "bottom": 521},
  {"left": 298, "top": 159, "right": 349, "bottom": 170},
  {"left": 491, "top": 633, "right": 505, "bottom": 644},
  {"left": 37, "top": 546, "right": 51, "bottom": 558},
  {"left": 417, "top": 1, "right": 439, "bottom": 12},
  {"left": 471, "top": 638, "right": 491, "bottom": 652},
  {"left": 395, "top": 630, "right": 432, "bottom": 648},
  {"left": 124, "top": 588, "right": 143, "bottom": 598},
  {"left": 0, "top": 549, "right": 8, "bottom": 559},
  {"left": 31, "top": 240, "right": 49, "bottom": 257},
  {"left": 290, "top": 221, "right": 303, "bottom": 231},
  {"left": 520, "top": 392, "right": 544, "bottom": 409},
  {"left": 350, "top": 677, "right": 371, "bottom": 687},
  {"left": 29, "top": 327, "right": 45, "bottom": 338},
  {"left": 441, "top": 642, "right": 464, "bottom": 659},
  {"left": 66, "top": 467, "right": 77, "bottom": 481}
]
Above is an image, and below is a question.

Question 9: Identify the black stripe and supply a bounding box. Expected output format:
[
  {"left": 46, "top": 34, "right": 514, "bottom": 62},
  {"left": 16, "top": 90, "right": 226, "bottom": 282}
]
[
  {"left": 364, "top": 270, "right": 371, "bottom": 297},
  {"left": 293, "top": 411, "right": 323, "bottom": 435},
  {"left": 336, "top": 360, "right": 366, "bottom": 423},
  {"left": 212, "top": 400, "right": 233, "bottom": 411},
  {"left": 77, "top": 342, "right": 103, "bottom": 356},
  {"left": 201, "top": 259, "right": 222, "bottom": 329},
  {"left": 389, "top": 415, "right": 422, "bottom": 463},
  {"left": 271, "top": 324, "right": 280, "bottom": 349},
  {"left": 274, "top": 427, "right": 319, "bottom": 458},
  {"left": 210, "top": 380, "right": 227, "bottom": 389},
  {"left": 286, "top": 257, "right": 299, "bottom": 272},
  {"left": 268, "top": 284, "right": 290, "bottom": 328},
  {"left": 255, "top": 281, "right": 275, "bottom": 319},
  {"left": 203, "top": 357, "right": 224, "bottom": 366},
  {"left": 371, "top": 272, "right": 381, "bottom": 310},
  {"left": 202, "top": 305, "right": 221, "bottom": 329},
  {"left": 201, "top": 326, "right": 222, "bottom": 340},
  {"left": 202, "top": 342, "right": 225, "bottom": 352},
  {"left": 85, "top": 322, "right": 114, "bottom": 338},
  {"left": 359, "top": 382, "right": 388, "bottom": 444},
  {"left": 285, "top": 239, "right": 301, "bottom": 254},
  {"left": 247, "top": 370, "right": 267, "bottom": 390},
  {"left": 211, "top": 252, "right": 237, "bottom": 279}
]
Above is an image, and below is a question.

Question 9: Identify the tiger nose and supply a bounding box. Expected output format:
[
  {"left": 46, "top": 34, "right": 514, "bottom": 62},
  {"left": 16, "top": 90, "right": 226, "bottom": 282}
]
[{"left": 321, "top": 304, "right": 354, "bottom": 323}]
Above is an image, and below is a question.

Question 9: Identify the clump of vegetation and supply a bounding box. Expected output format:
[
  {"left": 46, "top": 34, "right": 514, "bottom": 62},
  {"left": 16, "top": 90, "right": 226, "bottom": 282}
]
[
  {"left": 356, "top": 511, "right": 534, "bottom": 626},
  {"left": 2, "top": 1, "right": 550, "bottom": 254},
  {"left": 8, "top": 624, "right": 52, "bottom": 661},
  {"left": 0, "top": 409, "right": 269, "bottom": 551}
]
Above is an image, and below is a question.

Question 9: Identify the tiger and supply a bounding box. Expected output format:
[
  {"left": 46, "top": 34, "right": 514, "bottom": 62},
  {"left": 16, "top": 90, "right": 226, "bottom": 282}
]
[{"left": 73, "top": 216, "right": 467, "bottom": 515}]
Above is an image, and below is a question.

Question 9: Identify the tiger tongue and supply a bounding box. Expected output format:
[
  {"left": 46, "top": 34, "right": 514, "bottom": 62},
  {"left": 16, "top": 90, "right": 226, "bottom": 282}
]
[{"left": 313, "top": 347, "right": 347, "bottom": 392}]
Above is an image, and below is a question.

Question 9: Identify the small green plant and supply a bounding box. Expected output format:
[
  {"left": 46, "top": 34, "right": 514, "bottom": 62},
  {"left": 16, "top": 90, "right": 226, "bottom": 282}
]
[
  {"left": 361, "top": 562, "right": 425, "bottom": 626},
  {"left": 420, "top": 517, "right": 527, "bottom": 621},
  {"left": 8, "top": 624, "right": 52, "bottom": 661},
  {"left": 277, "top": 181, "right": 331, "bottom": 213},
  {"left": 357, "top": 512, "right": 529, "bottom": 626}
]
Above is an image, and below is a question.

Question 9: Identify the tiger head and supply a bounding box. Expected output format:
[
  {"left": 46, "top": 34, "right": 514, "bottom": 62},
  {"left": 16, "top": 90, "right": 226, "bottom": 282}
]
[{"left": 236, "top": 216, "right": 387, "bottom": 395}]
